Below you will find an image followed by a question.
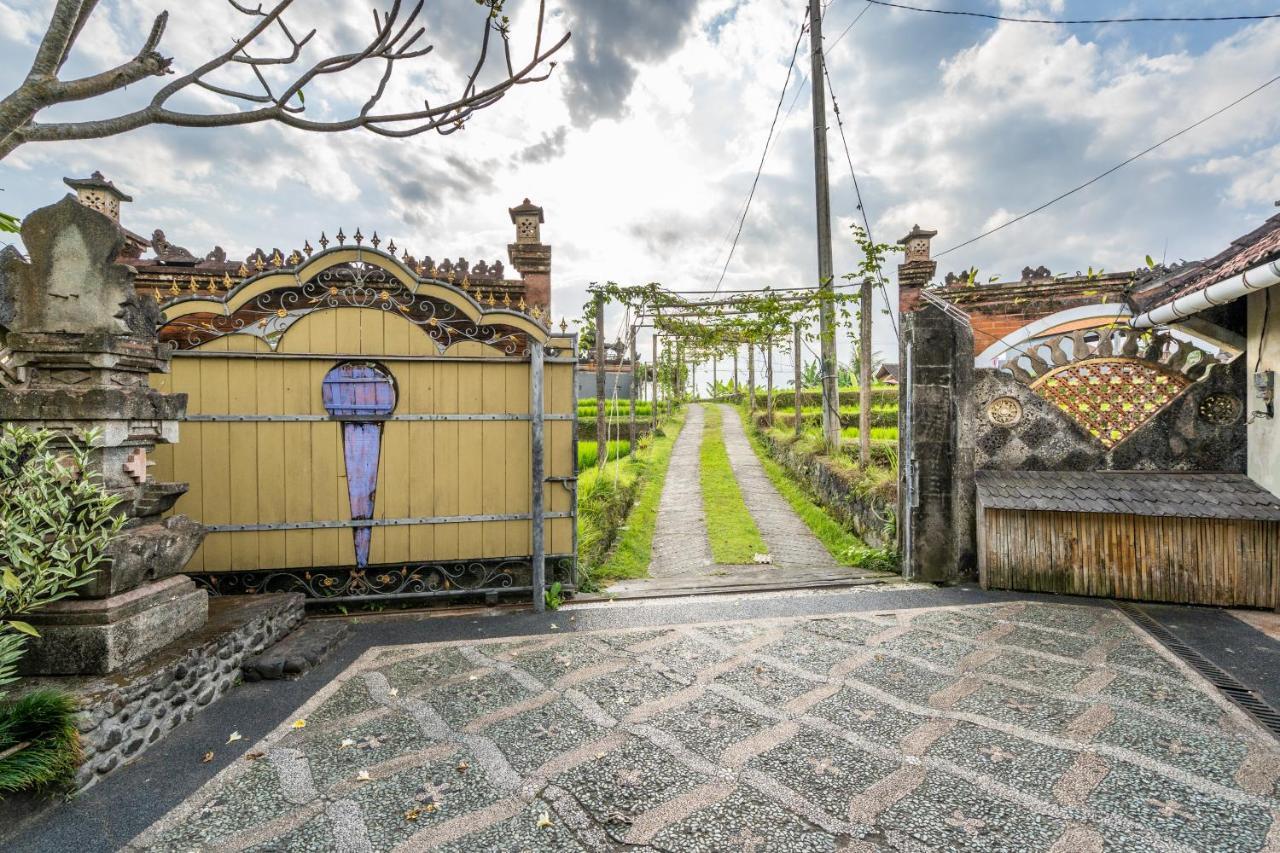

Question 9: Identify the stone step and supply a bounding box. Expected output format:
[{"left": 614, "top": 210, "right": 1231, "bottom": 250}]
[{"left": 242, "top": 619, "right": 352, "bottom": 681}]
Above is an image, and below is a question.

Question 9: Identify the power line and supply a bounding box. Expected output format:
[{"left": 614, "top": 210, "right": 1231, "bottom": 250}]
[
  {"left": 936, "top": 69, "right": 1280, "bottom": 258},
  {"left": 862, "top": 0, "right": 1280, "bottom": 24},
  {"left": 712, "top": 9, "right": 811, "bottom": 296},
  {"left": 820, "top": 33, "right": 900, "bottom": 341}
]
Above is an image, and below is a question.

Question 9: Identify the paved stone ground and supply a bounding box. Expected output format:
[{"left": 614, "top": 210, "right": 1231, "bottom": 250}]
[
  {"left": 647, "top": 404, "right": 714, "bottom": 577},
  {"left": 717, "top": 404, "right": 839, "bottom": 570},
  {"left": 127, "top": 600, "right": 1280, "bottom": 852}
]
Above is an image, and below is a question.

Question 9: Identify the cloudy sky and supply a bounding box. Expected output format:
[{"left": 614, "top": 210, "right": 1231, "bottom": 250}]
[{"left": 2, "top": 0, "right": 1279, "bottom": 378}]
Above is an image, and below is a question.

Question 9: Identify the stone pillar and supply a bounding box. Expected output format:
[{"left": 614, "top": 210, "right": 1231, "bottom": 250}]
[
  {"left": 897, "top": 225, "right": 978, "bottom": 582},
  {"left": 0, "top": 195, "right": 206, "bottom": 676},
  {"left": 508, "top": 199, "right": 551, "bottom": 318}
]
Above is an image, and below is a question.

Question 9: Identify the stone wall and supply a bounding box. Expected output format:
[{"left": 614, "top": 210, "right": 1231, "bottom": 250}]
[
  {"left": 974, "top": 359, "right": 1247, "bottom": 473},
  {"left": 14, "top": 593, "right": 303, "bottom": 795},
  {"left": 756, "top": 430, "right": 894, "bottom": 549}
]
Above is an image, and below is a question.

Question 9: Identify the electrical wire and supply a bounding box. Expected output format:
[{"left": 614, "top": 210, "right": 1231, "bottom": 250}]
[
  {"left": 935, "top": 70, "right": 1280, "bottom": 258},
  {"left": 862, "top": 0, "right": 1280, "bottom": 24},
  {"left": 821, "top": 46, "right": 900, "bottom": 342},
  {"left": 712, "top": 7, "right": 811, "bottom": 296}
]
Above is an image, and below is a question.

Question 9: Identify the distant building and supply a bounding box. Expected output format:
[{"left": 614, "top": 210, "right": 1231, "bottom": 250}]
[{"left": 874, "top": 363, "right": 900, "bottom": 384}]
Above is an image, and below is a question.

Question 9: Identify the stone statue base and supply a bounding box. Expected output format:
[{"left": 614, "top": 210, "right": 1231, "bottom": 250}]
[{"left": 17, "top": 576, "right": 208, "bottom": 676}]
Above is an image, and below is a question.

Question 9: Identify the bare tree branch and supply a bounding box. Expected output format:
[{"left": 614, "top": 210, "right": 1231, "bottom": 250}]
[{"left": 0, "top": 0, "right": 570, "bottom": 160}]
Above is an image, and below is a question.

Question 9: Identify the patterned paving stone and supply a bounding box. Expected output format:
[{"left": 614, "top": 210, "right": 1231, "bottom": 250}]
[
  {"left": 1094, "top": 716, "right": 1250, "bottom": 788},
  {"left": 851, "top": 655, "right": 961, "bottom": 705},
  {"left": 420, "top": 669, "right": 537, "bottom": 728},
  {"left": 747, "top": 728, "right": 899, "bottom": 820},
  {"left": 649, "top": 784, "right": 838, "bottom": 852},
  {"left": 808, "top": 686, "right": 930, "bottom": 743},
  {"left": 714, "top": 659, "right": 821, "bottom": 707},
  {"left": 974, "top": 649, "right": 1089, "bottom": 692},
  {"left": 1088, "top": 763, "right": 1275, "bottom": 853},
  {"left": 304, "top": 675, "right": 380, "bottom": 725},
  {"left": 576, "top": 663, "right": 688, "bottom": 719},
  {"left": 761, "top": 627, "right": 860, "bottom": 675},
  {"left": 925, "top": 721, "right": 1076, "bottom": 796},
  {"left": 998, "top": 625, "right": 1097, "bottom": 659},
  {"left": 241, "top": 814, "right": 336, "bottom": 853},
  {"left": 654, "top": 691, "right": 774, "bottom": 761},
  {"left": 879, "top": 629, "right": 977, "bottom": 667},
  {"left": 296, "top": 710, "right": 433, "bottom": 790},
  {"left": 909, "top": 608, "right": 999, "bottom": 639},
  {"left": 552, "top": 735, "right": 713, "bottom": 840},
  {"left": 128, "top": 602, "right": 1280, "bottom": 852},
  {"left": 1104, "top": 642, "right": 1185, "bottom": 682},
  {"left": 380, "top": 647, "right": 479, "bottom": 694},
  {"left": 143, "top": 759, "right": 297, "bottom": 851},
  {"left": 347, "top": 752, "right": 502, "bottom": 851},
  {"left": 505, "top": 638, "right": 623, "bottom": 684},
  {"left": 483, "top": 698, "right": 605, "bottom": 774},
  {"left": 879, "top": 773, "right": 1066, "bottom": 851},
  {"left": 433, "top": 798, "right": 592, "bottom": 852},
  {"left": 953, "top": 682, "right": 1091, "bottom": 735},
  {"left": 1099, "top": 670, "right": 1225, "bottom": 727},
  {"left": 801, "top": 614, "right": 882, "bottom": 646}
]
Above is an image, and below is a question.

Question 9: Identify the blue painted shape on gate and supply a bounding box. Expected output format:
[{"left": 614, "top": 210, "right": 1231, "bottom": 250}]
[{"left": 321, "top": 363, "right": 398, "bottom": 569}]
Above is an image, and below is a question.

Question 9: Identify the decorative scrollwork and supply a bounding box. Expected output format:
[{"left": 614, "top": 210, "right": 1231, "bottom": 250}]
[
  {"left": 160, "top": 268, "right": 531, "bottom": 356},
  {"left": 1199, "top": 393, "right": 1242, "bottom": 426},
  {"left": 191, "top": 557, "right": 577, "bottom": 601}
]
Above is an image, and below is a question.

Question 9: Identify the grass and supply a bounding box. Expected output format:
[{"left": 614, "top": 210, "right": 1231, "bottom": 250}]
[
  {"left": 583, "top": 411, "right": 686, "bottom": 585},
  {"left": 699, "top": 405, "right": 768, "bottom": 564},
  {"left": 743, "top": 422, "right": 897, "bottom": 571},
  {"left": 0, "top": 690, "right": 81, "bottom": 794},
  {"left": 577, "top": 439, "right": 632, "bottom": 469},
  {"left": 839, "top": 426, "right": 900, "bottom": 441}
]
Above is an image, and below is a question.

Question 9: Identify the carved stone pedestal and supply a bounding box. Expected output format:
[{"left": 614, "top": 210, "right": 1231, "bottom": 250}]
[{"left": 0, "top": 195, "right": 207, "bottom": 676}]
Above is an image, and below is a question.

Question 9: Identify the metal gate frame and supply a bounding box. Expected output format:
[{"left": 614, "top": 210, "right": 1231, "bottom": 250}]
[{"left": 151, "top": 246, "right": 578, "bottom": 608}]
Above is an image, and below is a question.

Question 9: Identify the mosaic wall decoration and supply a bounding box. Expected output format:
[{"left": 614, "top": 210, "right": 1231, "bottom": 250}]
[
  {"left": 1032, "top": 360, "right": 1189, "bottom": 448},
  {"left": 1003, "top": 328, "right": 1213, "bottom": 449}
]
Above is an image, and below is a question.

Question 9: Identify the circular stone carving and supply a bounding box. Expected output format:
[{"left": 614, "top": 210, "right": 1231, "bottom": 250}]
[
  {"left": 987, "top": 396, "right": 1023, "bottom": 427},
  {"left": 1199, "top": 393, "right": 1242, "bottom": 425}
]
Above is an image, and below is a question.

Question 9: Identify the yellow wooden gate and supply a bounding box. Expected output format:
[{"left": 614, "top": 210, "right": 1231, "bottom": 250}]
[{"left": 150, "top": 248, "right": 576, "bottom": 603}]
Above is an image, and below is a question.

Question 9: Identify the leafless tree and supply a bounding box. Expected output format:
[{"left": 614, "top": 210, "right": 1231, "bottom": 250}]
[{"left": 0, "top": 0, "right": 570, "bottom": 161}]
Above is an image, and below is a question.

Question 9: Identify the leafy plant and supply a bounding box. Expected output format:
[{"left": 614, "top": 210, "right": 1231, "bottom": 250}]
[
  {"left": 0, "top": 690, "right": 81, "bottom": 794},
  {"left": 0, "top": 426, "right": 124, "bottom": 694},
  {"left": 543, "top": 581, "right": 564, "bottom": 611}
]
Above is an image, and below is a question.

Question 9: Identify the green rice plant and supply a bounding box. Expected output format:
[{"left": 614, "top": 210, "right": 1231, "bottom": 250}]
[
  {"left": 0, "top": 690, "right": 81, "bottom": 794},
  {"left": 577, "top": 440, "right": 632, "bottom": 470}
]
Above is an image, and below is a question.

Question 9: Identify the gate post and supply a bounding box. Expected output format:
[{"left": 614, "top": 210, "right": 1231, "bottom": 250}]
[{"left": 530, "top": 339, "right": 546, "bottom": 611}]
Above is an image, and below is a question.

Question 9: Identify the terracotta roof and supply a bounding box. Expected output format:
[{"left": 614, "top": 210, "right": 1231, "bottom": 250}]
[
  {"left": 975, "top": 470, "right": 1280, "bottom": 521},
  {"left": 1138, "top": 213, "right": 1280, "bottom": 312}
]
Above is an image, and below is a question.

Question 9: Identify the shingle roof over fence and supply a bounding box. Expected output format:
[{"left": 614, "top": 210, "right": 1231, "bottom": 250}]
[{"left": 975, "top": 470, "right": 1280, "bottom": 521}]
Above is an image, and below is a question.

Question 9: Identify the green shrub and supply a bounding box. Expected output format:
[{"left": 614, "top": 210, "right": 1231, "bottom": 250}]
[
  {"left": 0, "top": 426, "right": 124, "bottom": 694},
  {"left": 0, "top": 690, "right": 81, "bottom": 794}
]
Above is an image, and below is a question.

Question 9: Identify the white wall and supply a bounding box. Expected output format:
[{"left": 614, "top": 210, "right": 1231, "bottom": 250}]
[{"left": 1247, "top": 288, "right": 1280, "bottom": 495}]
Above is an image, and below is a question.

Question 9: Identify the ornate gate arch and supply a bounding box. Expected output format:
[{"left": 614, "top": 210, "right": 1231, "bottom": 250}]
[{"left": 149, "top": 245, "right": 577, "bottom": 603}]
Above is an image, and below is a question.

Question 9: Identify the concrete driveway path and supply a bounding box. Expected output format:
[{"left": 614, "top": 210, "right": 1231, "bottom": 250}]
[{"left": 121, "top": 599, "right": 1280, "bottom": 852}]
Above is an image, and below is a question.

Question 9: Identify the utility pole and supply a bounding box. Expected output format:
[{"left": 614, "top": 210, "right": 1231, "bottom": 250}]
[
  {"left": 793, "top": 322, "right": 803, "bottom": 437},
  {"left": 859, "top": 278, "right": 873, "bottom": 466},
  {"left": 651, "top": 332, "right": 659, "bottom": 431},
  {"left": 594, "top": 289, "right": 606, "bottom": 468},
  {"left": 629, "top": 324, "right": 638, "bottom": 456},
  {"left": 808, "top": 0, "right": 840, "bottom": 451}
]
